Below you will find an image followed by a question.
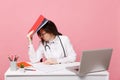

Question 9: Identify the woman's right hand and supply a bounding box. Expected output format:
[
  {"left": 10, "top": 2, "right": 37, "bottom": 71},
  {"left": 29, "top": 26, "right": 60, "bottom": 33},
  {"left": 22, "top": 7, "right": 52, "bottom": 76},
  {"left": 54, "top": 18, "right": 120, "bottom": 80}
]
[
  {"left": 27, "top": 30, "right": 34, "bottom": 44},
  {"left": 43, "top": 58, "right": 58, "bottom": 65}
]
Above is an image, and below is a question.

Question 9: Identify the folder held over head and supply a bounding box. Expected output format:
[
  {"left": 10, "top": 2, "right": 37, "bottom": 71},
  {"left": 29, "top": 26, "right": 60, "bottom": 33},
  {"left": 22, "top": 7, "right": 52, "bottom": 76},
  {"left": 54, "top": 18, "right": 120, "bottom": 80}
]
[{"left": 28, "top": 15, "right": 48, "bottom": 37}]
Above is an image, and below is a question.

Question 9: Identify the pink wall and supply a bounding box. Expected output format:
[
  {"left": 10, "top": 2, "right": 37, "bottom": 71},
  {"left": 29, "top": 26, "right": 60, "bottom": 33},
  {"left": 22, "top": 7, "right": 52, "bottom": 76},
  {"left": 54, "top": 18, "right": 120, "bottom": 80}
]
[{"left": 0, "top": 0, "right": 119, "bottom": 80}]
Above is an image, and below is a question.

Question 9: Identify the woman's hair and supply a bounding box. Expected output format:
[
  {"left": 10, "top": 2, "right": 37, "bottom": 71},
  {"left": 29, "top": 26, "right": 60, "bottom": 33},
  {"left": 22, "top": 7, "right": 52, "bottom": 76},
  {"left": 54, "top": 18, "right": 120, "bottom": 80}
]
[{"left": 37, "top": 20, "right": 62, "bottom": 44}]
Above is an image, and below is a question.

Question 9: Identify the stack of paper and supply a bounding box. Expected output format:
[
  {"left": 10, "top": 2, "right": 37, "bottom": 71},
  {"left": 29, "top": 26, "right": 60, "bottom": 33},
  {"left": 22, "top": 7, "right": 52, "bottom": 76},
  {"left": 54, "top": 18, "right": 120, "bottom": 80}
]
[{"left": 32, "top": 63, "right": 65, "bottom": 72}]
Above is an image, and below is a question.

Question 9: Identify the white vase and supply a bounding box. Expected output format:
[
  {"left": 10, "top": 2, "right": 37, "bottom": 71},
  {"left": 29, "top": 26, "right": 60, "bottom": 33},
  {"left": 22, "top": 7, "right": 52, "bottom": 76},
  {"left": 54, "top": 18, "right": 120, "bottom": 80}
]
[
  {"left": 10, "top": 61, "right": 17, "bottom": 71},
  {"left": 19, "top": 68, "right": 25, "bottom": 72}
]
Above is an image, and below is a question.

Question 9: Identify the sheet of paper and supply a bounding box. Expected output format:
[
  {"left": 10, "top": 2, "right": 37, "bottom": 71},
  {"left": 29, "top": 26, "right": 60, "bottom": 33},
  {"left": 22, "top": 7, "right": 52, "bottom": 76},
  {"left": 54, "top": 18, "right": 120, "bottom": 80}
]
[{"left": 32, "top": 63, "right": 66, "bottom": 72}]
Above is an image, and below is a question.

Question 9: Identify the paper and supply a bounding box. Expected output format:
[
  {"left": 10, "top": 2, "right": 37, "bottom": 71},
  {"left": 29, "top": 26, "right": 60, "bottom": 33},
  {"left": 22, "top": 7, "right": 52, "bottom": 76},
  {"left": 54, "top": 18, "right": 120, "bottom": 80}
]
[{"left": 32, "top": 63, "right": 65, "bottom": 72}]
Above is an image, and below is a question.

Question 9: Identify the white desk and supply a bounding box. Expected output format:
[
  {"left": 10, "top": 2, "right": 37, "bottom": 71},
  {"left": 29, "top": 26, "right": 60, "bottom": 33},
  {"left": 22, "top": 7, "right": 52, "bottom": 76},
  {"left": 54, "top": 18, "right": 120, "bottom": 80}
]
[{"left": 4, "top": 62, "right": 109, "bottom": 80}]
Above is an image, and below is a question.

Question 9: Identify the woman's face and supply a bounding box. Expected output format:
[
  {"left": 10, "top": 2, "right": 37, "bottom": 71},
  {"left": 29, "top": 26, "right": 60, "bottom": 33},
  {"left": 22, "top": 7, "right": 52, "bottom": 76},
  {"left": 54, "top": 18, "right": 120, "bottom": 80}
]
[{"left": 39, "top": 29, "right": 54, "bottom": 42}]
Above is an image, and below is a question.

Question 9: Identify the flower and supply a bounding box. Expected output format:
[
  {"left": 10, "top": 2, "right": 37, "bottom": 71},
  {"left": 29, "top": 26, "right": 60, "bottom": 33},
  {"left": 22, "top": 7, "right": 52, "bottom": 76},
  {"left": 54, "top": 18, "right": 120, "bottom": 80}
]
[{"left": 20, "top": 64, "right": 24, "bottom": 68}]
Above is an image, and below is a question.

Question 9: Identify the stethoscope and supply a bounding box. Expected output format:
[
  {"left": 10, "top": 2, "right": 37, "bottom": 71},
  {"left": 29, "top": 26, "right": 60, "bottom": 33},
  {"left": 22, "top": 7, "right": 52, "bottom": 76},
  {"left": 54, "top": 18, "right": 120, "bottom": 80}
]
[{"left": 44, "top": 36, "right": 66, "bottom": 57}]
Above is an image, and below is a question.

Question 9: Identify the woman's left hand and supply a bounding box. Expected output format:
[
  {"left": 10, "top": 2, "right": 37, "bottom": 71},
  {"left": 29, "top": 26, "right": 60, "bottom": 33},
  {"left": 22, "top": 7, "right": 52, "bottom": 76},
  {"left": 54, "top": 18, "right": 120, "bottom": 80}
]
[{"left": 43, "top": 58, "right": 58, "bottom": 65}]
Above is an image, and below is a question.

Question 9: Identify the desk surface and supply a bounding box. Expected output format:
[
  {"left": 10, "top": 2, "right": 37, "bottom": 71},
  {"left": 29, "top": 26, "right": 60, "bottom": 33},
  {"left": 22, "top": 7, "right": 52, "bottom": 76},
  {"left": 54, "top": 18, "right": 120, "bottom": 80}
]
[
  {"left": 5, "top": 62, "right": 109, "bottom": 76},
  {"left": 5, "top": 62, "right": 109, "bottom": 80}
]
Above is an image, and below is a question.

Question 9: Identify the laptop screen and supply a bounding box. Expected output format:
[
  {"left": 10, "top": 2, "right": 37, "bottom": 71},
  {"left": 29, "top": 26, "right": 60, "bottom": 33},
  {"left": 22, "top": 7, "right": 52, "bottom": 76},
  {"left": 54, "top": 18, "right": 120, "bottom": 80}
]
[{"left": 79, "top": 48, "right": 113, "bottom": 75}]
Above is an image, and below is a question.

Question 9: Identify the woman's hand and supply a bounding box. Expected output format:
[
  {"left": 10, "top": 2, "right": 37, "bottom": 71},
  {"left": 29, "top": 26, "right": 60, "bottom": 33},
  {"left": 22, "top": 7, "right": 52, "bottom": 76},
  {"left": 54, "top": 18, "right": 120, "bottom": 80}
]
[
  {"left": 43, "top": 58, "right": 58, "bottom": 65},
  {"left": 27, "top": 30, "right": 34, "bottom": 44}
]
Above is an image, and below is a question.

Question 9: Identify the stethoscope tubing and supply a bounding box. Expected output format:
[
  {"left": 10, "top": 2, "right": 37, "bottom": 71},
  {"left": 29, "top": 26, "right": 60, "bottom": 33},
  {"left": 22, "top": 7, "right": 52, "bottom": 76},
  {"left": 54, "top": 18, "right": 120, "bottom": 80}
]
[{"left": 44, "top": 36, "right": 66, "bottom": 57}]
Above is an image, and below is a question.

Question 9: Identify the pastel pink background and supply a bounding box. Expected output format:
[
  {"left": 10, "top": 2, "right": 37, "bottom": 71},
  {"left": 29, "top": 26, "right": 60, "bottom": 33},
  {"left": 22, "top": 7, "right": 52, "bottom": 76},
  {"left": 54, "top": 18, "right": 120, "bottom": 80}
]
[{"left": 0, "top": 0, "right": 119, "bottom": 80}]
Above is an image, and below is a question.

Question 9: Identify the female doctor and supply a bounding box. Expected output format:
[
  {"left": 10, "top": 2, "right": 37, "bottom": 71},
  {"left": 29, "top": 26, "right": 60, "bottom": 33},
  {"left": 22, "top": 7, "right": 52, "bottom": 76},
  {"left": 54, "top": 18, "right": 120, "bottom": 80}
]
[{"left": 27, "top": 20, "right": 76, "bottom": 65}]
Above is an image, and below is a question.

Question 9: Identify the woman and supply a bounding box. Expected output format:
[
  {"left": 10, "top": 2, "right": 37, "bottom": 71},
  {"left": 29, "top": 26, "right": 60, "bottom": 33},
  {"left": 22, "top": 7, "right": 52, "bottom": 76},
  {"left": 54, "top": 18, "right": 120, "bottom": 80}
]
[{"left": 27, "top": 20, "right": 76, "bottom": 65}]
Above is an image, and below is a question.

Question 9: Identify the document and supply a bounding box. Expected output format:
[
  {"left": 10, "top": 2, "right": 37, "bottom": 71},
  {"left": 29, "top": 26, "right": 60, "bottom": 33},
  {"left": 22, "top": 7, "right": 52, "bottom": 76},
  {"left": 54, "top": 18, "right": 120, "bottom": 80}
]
[
  {"left": 32, "top": 63, "right": 66, "bottom": 72},
  {"left": 32, "top": 62, "right": 79, "bottom": 72}
]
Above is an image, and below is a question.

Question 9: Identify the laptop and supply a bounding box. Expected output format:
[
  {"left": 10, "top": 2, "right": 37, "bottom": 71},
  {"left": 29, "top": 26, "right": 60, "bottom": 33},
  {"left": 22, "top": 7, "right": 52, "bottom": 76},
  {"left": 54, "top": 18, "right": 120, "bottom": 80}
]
[{"left": 68, "top": 48, "right": 113, "bottom": 76}]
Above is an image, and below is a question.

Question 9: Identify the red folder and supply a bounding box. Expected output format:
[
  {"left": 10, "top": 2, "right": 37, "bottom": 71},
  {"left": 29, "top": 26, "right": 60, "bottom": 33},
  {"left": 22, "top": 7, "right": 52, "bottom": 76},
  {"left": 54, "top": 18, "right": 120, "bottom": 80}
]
[{"left": 28, "top": 15, "right": 48, "bottom": 37}]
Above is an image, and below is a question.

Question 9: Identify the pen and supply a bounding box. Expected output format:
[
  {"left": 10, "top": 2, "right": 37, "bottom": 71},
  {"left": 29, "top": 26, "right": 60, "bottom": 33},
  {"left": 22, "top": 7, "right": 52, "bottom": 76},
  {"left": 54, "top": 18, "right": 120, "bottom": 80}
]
[
  {"left": 8, "top": 57, "right": 12, "bottom": 61},
  {"left": 14, "top": 55, "right": 16, "bottom": 61},
  {"left": 8, "top": 55, "right": 19, "bottom": 62},
  {"left": 25, "top": 69, "right": 36, "bottom": 71},
  {"left": 14, "top": 55, "right": 19, "bottom": 61},
  {"left": 11, "top": 55, "right": 13, "bottom": 61},
  {"left": 16, "top": 56, "right": 19, "bottom": 61}
]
